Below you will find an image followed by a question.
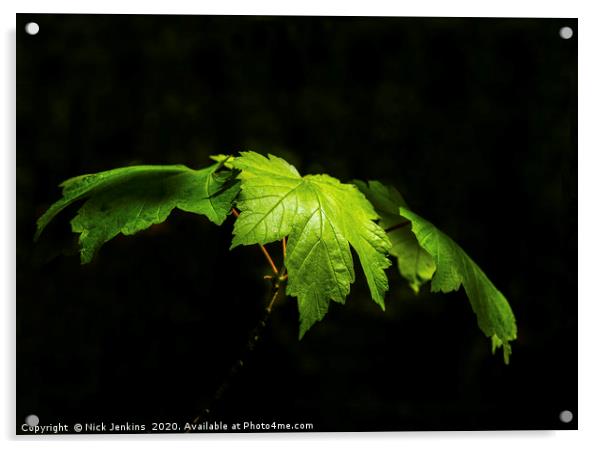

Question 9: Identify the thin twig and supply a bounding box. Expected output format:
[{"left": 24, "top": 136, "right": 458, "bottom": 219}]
[
  {"left": 282, "top": 237, "right": 287, "bottom": 259},
  {"left": 266, "top": 283, "right": 281, "bottom": 313},
  {"left": 259, "top": 245, "right": 279, "bottom": 275},
  {"left": 188, "top": 266, "right": 287, "bottom": 428}
]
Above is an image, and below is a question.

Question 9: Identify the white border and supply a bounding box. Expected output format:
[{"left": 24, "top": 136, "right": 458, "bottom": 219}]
[{"left": 3, "top": 1, "right": 600, "bottom": 448}]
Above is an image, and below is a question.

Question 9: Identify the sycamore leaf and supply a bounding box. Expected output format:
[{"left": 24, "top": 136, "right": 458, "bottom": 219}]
[
  {"left": 36, "top": 163, "right": 240, "bottom": 264},
  {"left": 398, "top": 206, "right": 517, "bottom": 363},
  {"left": 230, "top": 152, "right": 392, "bottom": 337},
  {"left": 355, "top": 180, "right": 435, "bottom": 293}
]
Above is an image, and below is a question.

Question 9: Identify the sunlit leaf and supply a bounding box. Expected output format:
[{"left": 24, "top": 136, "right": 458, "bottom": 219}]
[
  {"left": 398, "top": 206, "right": 517, "bottom": 363},
  {"left": 36, "top": 163, "right": 239, "bottom": 263},
  {"left": 231, "top": 152, "right": 392, "bottom": 337}
]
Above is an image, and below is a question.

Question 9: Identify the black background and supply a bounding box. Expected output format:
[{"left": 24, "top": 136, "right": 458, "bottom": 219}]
[{"left": 16, "top": 14, "right": 577, "bottom": 432}]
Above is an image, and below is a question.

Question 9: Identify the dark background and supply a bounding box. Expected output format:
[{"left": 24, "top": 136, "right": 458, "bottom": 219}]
[{"left": 16, "top": 14, "right": 577, "bottom": 432}]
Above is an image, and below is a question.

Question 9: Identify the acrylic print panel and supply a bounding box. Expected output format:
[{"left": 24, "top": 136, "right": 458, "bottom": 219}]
[{"left": 17, "top": 14, "right": 577, "bottom": 434}]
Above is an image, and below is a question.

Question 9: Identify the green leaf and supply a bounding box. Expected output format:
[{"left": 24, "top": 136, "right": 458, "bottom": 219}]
[
  {"left": 36, "top": 163, "right": 240, "bottom": 264},
  {"left": 231, "top": 152, "right": 392, "bottom": 337},
  {"left": 398, "top": 206, "right": 517, "bottom": 363},
  {"left": 354, "top": 180, "right": 435, "bottom": 293}
]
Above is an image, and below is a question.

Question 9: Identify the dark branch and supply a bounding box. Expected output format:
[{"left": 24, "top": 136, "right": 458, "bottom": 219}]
[{"left": 188, "top": 266, "right": 287, "bottom": 428}]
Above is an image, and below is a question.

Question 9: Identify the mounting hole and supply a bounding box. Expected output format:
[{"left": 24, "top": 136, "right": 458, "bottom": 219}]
[
  {"left": 25, "top": 414, "right": 39, "bottom": 426},
  {"left": 559, "top": 26, "right": 573, "bottom": 39},
  {"left": 559, "top": 410, "right": 573, "bottom": 423},
  {"left": 24, "top": 22, "right": 40, "bottom": 35}
]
